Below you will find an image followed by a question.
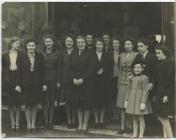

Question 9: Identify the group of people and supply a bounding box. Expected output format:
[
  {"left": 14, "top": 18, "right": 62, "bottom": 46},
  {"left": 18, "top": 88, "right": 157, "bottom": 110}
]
[{"left": 2, "top": 33, "right": 174, "bottom": 138}]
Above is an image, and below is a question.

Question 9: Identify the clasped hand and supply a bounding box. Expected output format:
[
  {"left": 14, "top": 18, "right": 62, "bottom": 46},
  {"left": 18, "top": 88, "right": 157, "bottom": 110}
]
[{"left": 73, "top": 78, "right": 84, "bottom": 85}]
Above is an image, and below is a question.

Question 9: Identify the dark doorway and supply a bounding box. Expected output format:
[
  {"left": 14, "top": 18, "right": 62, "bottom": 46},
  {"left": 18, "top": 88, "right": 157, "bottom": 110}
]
[{"left": 49, "top": 2, "right": 162, "bottom": 39}]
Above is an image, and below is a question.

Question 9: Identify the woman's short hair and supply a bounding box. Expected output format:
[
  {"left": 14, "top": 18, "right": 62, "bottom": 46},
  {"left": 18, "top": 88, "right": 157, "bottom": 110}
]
[
  {"left": 8, "top": 36, "right": 20, "bottom": 50},
  {"left": 24, "top": 38, "right": 37, "bottom": 51},
  {"left": 156, "top": 44, "right": 171, "bottom": 58},
  {"left": 76, "top": 35, "right": 86, "bottom": 42},
  {"left": 111, "top": 36, "right": 121, "bottom": 44},
  {"left": 124, "top": 37, "right": 135, "bottom": 45},
  {"left": 95, "top": 38, "right": 104, "bottom": 45},
  {"left": 42, "top": 34, "right": 57, "bottom": 51},
  {"left": 137, "top": 38, "right": 149, "bottom": 46}
]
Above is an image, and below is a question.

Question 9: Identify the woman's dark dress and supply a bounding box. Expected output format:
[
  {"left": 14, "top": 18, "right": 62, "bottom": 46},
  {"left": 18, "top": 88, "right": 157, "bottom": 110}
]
[
  {"left": 154, "top": 59, "right": 175, "bottom": 118},
  {"left": 71, "top": 50, "right": 94, "bottom": 110},
  {"left": 91, "top": 51, "right": 113, "bottom": 109},
  {"left": 42, "top": 51, "right": 59, "bottom": 105},
  {"left": 24, "top": 52, "right": 46, "bottom": 106},
  {"left": 2, "top": 51, "right": 27, "bottom": 107},
  {"left": 57, "top": 49, "right": 74, "bottom": 106}
]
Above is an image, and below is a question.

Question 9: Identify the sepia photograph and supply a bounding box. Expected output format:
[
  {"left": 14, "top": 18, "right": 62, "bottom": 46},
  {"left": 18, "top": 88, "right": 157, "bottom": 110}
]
[{"left": 1, "top": 1, "right": 175, "bottom": 139}]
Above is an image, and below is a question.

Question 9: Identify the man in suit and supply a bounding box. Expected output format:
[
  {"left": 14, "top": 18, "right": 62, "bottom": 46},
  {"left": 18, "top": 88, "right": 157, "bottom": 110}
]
[{"left": 137, "top": 38, "right": 160, "bottom": 136}]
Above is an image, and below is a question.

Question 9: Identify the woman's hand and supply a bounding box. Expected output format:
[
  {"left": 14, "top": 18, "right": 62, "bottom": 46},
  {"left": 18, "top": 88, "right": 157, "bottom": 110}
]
[
  {"left": 140, "top": 103, "right": 146, "bottom": 110},
  {"left": 73, "top": 79, "right": 79, "bottom": 85},
  {"left": 43, "top": 85, "right": 47, "bottom": 91},
  {"left": 97, "top": 68, "right": 104, "bottom": 75},
  {"left": 57, "top": 82, "right": 61, "bottom": 88},
  {"left": 163, "top": 96, "right": 168, "bottom": 103},
  {"left": 78, "top": 79, "right": 84, "bottom": 85},
  {"left": 15, "top": 86, "right": 21, "bottom": 93},
  {"left": 124, "top": 101, "right": 128, "bottom": 108},
  {"left": 147, "top": 83, "right": 153, "bottom": 91},
  {"left": 54, "top": 100, "right": 58, "bottom": 107}
]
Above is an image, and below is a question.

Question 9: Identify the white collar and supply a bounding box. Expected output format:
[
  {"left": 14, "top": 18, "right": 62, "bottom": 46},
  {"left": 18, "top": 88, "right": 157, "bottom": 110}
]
[{"left": 143, "top": 50, "right": 148, "bottom": 58}]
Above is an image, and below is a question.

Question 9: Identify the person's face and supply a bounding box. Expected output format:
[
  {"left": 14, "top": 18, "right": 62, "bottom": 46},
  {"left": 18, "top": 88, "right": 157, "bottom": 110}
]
[
  {"left": 65, "top": 37, "right": 74, "bottom": 49},
  {"left": 44, "top": 38, "right": 54, "bottom": 50},
  {"left": 113, "top": 40, "right": 120, "bottom": 50},
  {"left": 96, "top": 41, "right": 104, "bottom": 51},
  {"left": 26, "top": 42, "right": 36, "bottom": 53},
  {"left": 103, "top": 35, "right": 110, "bottom": 45},
  {"left": 125, "top": 40, "right": 134, "bottom": 52},
  {"left": 137, "top": 42, "right": 148, "bottom": 54},
  {"left": 11, "top": 40, "right": 20, "bottom": 50},
  {"left": 155, "top": 49, "right": 166, "bottom": 60},
  {"left": 86, "top": 35, "right": 94, "bottom": 45},
  {"left": 134, "top": 64, "right": 144, "bottom": 75},
  {"left": 77, "top": 38, "right": 86, "bottom": 51}
]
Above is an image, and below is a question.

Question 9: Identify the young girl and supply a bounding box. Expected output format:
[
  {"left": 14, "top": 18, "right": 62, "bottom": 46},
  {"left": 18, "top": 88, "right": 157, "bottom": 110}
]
[{"left": 125, "top": 61, "right": 153, "bottom": 138}]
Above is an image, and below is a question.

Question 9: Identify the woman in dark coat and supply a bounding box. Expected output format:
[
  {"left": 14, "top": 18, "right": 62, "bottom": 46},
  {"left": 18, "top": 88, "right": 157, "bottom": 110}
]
[
  {"left": 2, "top": 37, "right": 26, "bottom": 131},
  {"left": 154, "top": 45, "right": 174, "bottom": 138},
  {"left": 71, "top": 35, "right": 94, "bottom": 132},
  {"left": 58, "top": 35, "right": 76, "bottom": 128},
  {"left": 41, "top": 34, "right": 59, "bottom": 129},
  {"left": 24, "top": 39, "right": 47, "bottom": 132},
  {"left": 92, "top": 38, "right": 113, "bottom": 128}
]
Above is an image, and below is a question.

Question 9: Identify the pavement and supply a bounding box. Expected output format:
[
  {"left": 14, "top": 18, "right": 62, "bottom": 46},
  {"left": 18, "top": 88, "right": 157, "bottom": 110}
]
[{"left": 1, "top": 106, "right": 175, "bottom": 138}]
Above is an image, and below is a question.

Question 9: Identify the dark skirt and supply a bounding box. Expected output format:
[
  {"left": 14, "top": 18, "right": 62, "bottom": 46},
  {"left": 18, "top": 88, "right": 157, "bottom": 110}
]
[
  {"left": 43, "top": 80, "right": 57, "bottom": 106},
  {"left": 25, "top": 72, "right": 44, "bottom": 106},
  {"left": 72, "top": 84, "right": 93, "bottom": 110},
  {"left": 3, "top": 87, "right": 26, "bottom": 108},
  {"left": 2, "top": 71, "right": 25, "bottom": 108},
  {"left": 93, "top": 84, "right": 111, "bottom": 109},
  {"left": 59, "top": 83, "right": 73, "bottom": 107},
  {"left": 154, "top": 94, "right": 174, "bottom": 118}
]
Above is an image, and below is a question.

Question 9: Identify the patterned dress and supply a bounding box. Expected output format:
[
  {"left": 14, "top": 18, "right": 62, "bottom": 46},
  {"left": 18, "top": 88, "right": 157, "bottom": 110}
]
[
  {"left": 126, "top": 75, "right": 153, "bottom": 115},
  {"left": 116, "top": 52, "right": 139, "bottom": 108}
]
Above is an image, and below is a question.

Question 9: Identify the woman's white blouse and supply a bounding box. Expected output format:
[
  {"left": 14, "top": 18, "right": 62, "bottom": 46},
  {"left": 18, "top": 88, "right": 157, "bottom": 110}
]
[{"left": 9, "top": 51, "right": 18, "bottom": 71}]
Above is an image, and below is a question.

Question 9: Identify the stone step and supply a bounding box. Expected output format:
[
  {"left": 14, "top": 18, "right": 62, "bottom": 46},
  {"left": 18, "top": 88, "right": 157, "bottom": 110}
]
[{"left": 53, "top": 125, "right": 133, "bottom": 137}]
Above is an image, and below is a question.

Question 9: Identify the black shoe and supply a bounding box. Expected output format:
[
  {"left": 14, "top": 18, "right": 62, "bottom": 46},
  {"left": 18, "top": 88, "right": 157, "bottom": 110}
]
[
  {"left": 82, "top": 129, "right": 88, "bottom": 134},
  {"left": 71, "top": 123, "right": 77, "bottom": 128},
  {"left": 118, "top": 129, "right": 126, "bottom": 134},
  {"left": 93, "top": 123, "right": 99, "bottom": 129},
  {"left": 48, "top": 124, "right": 53, "bottom": 130},
  {"left": 16, "top": 126, "right": 20, "bottom": 132},
  {"left": 67, "top": 124, "right": 72, "bottom": 129},
  {"left": 99, "top": 123, "right": 105, "bottom": 129},
  {"left": 11, "top": 125, "right": 15, "bottom": 132},
  {"left": 31, "top": 128, "right": 37, "bottom": 133},
  {"left": 126, "top": 128, "right": 133, "bottom": 133}
]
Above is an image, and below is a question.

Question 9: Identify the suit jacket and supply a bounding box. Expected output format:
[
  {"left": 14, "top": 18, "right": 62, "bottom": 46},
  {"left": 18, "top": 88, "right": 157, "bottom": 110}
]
[
  {"left": 118, "top": 52, "right": 139, "bottom": 85},
  {"left": 2, "top": 51, "right": 27, "bottom": 88},
  {"left": 142, "top": 52, "right": 157, "bottom": 85},
  {"left": 91, "top": 51, "right": 113, "bottom": 85},
  {"left": 23, "top": 52, "right": 46, "bottom": 87},
  {"left": 41, "top": 51, "right": 59, "bottom": 81}
]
